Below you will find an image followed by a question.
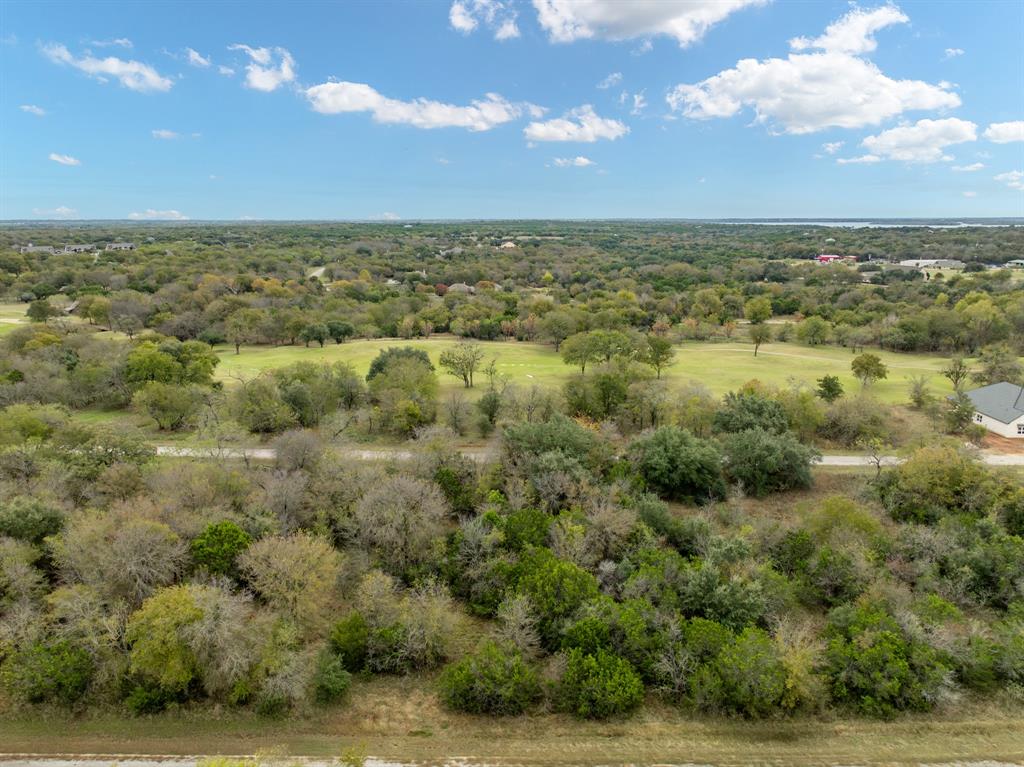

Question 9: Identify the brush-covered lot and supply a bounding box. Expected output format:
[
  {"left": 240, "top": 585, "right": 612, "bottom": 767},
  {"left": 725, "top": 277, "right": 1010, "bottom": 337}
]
[{"left": 214, "top": 337, "right": 958, "bottom": 405}]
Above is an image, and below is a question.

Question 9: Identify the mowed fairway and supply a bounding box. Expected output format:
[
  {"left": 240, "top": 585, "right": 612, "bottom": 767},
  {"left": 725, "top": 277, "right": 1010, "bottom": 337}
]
[
  {"left": 215, "top": 337, "right": 961, "bottom": 404},
  {"left": 0, "top": 302, "right": 27, "bottom": 336}
]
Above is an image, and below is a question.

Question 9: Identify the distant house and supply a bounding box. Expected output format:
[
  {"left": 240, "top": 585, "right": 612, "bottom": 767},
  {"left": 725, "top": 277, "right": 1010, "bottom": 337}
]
[
  {"left": 446, "top": 282, "right": 476, "bottom": 295},
  {"left": 960, "top": 382, "right": 1024, "bottom": 438},
  {"left": 1007, "top": 259, "right": 1024, "bottom": 269},
  {"left": 898, "top": 259, "right": 965, "bottom": 269},
  {"left": 105, "top": 242, "right": 136, "bottom": 251},
  {"left": 816, "top": 254, "right": 855, "bottom": 264},
  {"left": 63, "top": 244, "right": 94, "bottom": 253},
  {"left": 19, "top": 244, "right": 56, "bottom": 254}
]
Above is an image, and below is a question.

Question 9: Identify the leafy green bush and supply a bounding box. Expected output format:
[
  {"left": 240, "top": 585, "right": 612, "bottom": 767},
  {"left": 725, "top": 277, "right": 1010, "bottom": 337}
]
[
  {"left": 824, "top": 602, "right": 950, "bottom": 718},
  {"left": 0, "top": 496, "right": 64, "bottom": 543},
  {"left": 313, "top": 649, "right": 352, "bottom": 704},
  {"left": 721, "top": 428, "right": 818, "bottom": 497},
  {"left": 190, "top": 520, "right": 251, "bottom": 576},
  {"left": 714, "top": 627, "right": 787, "bottom": 718},
  {"left": 877, "top": 446, "right": 995, "bottom": 524},
  {"left": 516, "top": 549, "right": 599, "bottom": 648},
  {"left": 713, "top": 392, "right": 789, "bottom": 435},
  {"left": 629, "top": 426, "right": 726, "bottom": 503},
  {"left": 502, "top": 507, "right": 551, "bottom": 551},
  {"left": 438, "top": 641, "right": 541, "bottom": 715},
  {"left": 557, "top": 648, "right": 644, "bottom": 719},
  {"left": 329, "top": 612, "right": 370, "bottom": 672},
  {"left": 1, "top": 640, "right": 93, "bottom": 705}
]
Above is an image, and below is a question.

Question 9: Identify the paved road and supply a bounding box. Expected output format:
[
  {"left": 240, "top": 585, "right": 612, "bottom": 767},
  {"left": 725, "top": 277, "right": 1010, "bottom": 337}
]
[{"left": 155, "top": 445, "right": 1024, "bottom": 466}]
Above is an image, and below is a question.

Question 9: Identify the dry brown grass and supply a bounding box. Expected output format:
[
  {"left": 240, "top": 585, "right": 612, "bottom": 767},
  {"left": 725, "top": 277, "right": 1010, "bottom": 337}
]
[{"left": 2, "top": 679, "right": 1023, "bottom": 764}]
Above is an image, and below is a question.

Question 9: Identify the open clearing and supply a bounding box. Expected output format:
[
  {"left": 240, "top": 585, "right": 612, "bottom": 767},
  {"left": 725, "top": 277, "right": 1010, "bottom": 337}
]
[
  {"left": 214, "top": 337, "right": 961, "bottom": 405},
  {"left": 2, "top": 685, "right": 1022, "bottom": 765}
]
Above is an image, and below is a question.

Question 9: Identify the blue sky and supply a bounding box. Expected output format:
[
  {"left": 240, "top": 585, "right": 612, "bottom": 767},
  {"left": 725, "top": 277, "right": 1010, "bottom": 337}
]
[{"left": 1, "top": 0, "right": 1022, "bottom": 220}]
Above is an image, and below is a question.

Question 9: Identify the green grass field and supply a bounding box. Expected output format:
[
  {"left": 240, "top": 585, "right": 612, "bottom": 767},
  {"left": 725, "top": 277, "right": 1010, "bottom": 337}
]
[{"left": 215, "top": 337, "right": 959, "bottom": 405}]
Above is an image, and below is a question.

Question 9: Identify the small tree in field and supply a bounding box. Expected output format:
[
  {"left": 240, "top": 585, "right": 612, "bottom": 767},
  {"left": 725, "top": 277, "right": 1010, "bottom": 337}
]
[
  {"left": 644, "top": 334, "right": 676, "bottom": 378},
  {"left": 439, "top": 342, "right": 486, "bottom": 388},
  {"left": 942, "top": 357, "right": 971, "bottom": 392},
  {"left": 851, "top": 353, "right": 888, "bottom": 388},
  {"left": 816, "top": 375, "right": 844, "bottom": 402},
  {"left": 749, "top": 324, "right": 772, "bottom": 357}
]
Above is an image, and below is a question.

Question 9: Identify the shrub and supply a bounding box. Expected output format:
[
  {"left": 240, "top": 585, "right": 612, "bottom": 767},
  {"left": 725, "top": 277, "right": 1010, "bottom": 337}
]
[
  {"left": 329, "top": 612, "right": 370, "bottom": 672},
  {"left": 439, "top": 641, "right": 542, "bottom": 715},
  {"left": 629, "top": 426, "right": 726, "bottom": 503},
  {"left": 877, "top": 446, "right": 994, "bottom": 524},
  {"left": 721, "top": 428, "right": 819, "bottom": 497},
  {"left": 1, "top": 640, "right": 93, "bottom": 705},
  {"left": 502, "top": 507, "right": 551, "bottom": 551},
  {"left": 713, "top": 392, "right": 789, "bottom": 435},
  {"left": 516, "top": 549, "right": 600, "bottom": 648},
  {"left": 190, "top": 520, "right": 251, "bottom": 576},
  {"left": 556, "top": 648, "right": 644, "bottom": 719},
  {"left": 312, "top": 649, "right": 352, "bottom": 704},
  {"left": 824, "top": 602, "right": 950, "bottom": 718},
  {"left": 0, "top": 496, "right": 64, "bottom": 543},
  {"left": 714, "top": 627, "right": 787, "bottom": 718}
]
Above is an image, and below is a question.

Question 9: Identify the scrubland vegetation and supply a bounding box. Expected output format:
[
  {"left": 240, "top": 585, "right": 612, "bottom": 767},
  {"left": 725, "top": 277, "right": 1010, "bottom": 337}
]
[{"left": 0, "top": 222, "right": 1022, "bottom": 757}]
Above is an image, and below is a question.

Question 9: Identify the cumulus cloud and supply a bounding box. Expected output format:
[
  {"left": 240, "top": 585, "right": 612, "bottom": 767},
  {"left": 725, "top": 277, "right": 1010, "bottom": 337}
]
[
  {"left": 449, "top": 0, "right": 519, "bottom": 40},
  {"left": 49, "top": 152, "right": 80, "bottom": 166},
  {"left": 983, "top": 121, "right": 1024, "bottom": 144},
  {"left": 20, "top": 104, "right": 46, "bottom": 116},
  {"left": 306, "top": 81, "right": 527, "bottom": 131},
  {"left": 42, "top": 43, "right": 173, "bottom": 92},
  {"left": 822, "top": 141, "right": 844, "bottom": 154},
  {"left": 186, "top": 47, "right": 211, "bottom": 67},
  {"left": 951, "top": 162, "right": 984, "bottom": 172},
  {"left": 597, "top": 71, "right": 622, "bottom": 89},
  {"left": 32, "top": 206, "right": 78, "bottom": 218},
  {"left": 218, "top": 65, "right": 235, "bottom": 76},
  {"left": 789, "top": 6, "right": 908, "bottom": 55},
  {"left": 553, "top": 156, "right": 596, "bottom": 167},
  {"left": 524, "top": 104, "right": 628, "bottom": 142},
  {"left": 944, "top": 47, "right": 964, "bottom": 59},
  {"left": 666, "top": 6, "right": 960, "bottom": 134},
  {"left": 630, "top": 91, "right": 647, "bottom": 115},
  {"left": 532, "top": 0, "right": 765, "bottom": 47},
  {"left": 228, "top": 44, "right": 295, "bottom": 91},
  {"left": 152, "top": 129, "right": 180, "bottom": 139},
  {"left": 994, "top": 170, "right": 1023, "bottom": 190},
  {"left": 128, "top": 208, "right": 189, "bottom": 220},
  {"left": 852, "top": 118, "right": 977, "bottom": 163},
  {"left": 836, "top": 154, "right": 881, "bottom": 165}
]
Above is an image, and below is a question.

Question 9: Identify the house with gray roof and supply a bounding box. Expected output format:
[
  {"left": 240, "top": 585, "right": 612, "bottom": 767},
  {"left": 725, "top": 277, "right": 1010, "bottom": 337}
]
[{"left": 961, "top": 382, "right": 1024, "bottom": 438}]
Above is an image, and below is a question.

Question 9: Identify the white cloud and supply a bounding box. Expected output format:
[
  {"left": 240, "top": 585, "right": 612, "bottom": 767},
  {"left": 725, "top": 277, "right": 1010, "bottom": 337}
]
[
  {"left": 822, "top": 141, "right": 844, "bottom": 154},
  {"left": 630, "top": 91, "right": 647, "bottom": 115},
  {"left": 49, "top": 152, "right": 80, "bottom": 166},
  {"left": 128, "top": 208, "right": 189, "bottom": 220},
  {"left": 306, "top": 81, "right": 525, "bottom": 131},
  {"left": 532, "top": 0, "right": 765, "bottom": 47},
  {"left": 962, "top": 191, "right": 977, "bottom": 198},
  {"left": 186, "top": 47, "right": 211, "bottom": 67},
  {"left": 944, "top": 47, "right": 964, "bottom": 59},
  {"left": 855, "top": 118, "right": 977, "bottom": 163},
  {"left": 951, "top": 162, "right": 984, "bottom": 172},
  {"left": 228, "top": 44, "right": 295, "bottom": 91},
  {"left": 42, "top": 43, "right": 173, "bottom": 92},
  {"left": 994, "top": 170, "right": 1024, "bottom": 190},
  {"left": 983, "top": 121, "right": 1024, "bottom": 144},
  {"left": 632, "top": 39, "right": 653, "bottom": 55},
  {"left": 524, "top": 104, "right": 628, "bottom": 142},
  {"left": 32, "top": 206, "right": 77, "bottom": 218},
  {"left": 449, "top": 1, "right": 520, "bottom": 40},
  {"left": 597, "top": 71, "right": 622, "bottom": 89},
  {"left": 91, "top": 38, "right": 132, "bottom": 48},
  {"left": 376, "top": 212, "right": 401, "bottom": 221},
  {"left": 152, "top": 128, "right": 180, "bottom": 139},
  {"left": 667, "top": 6, "right": 960, "bottom": 134},
  {"left": 836, "top": 154, "right": 881, "bottom": 165},
  {"left": 218, "top": 65, "right": 235, "bottom": 76},
  {"left": 553, "top": 156, "right": 596, "bottom": 167},
  {"left": 790, "top": 6, "right": 908, "bottom": 55},
  {"left": 19, "top": 104, "right": 46, "bottom": 116}
]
